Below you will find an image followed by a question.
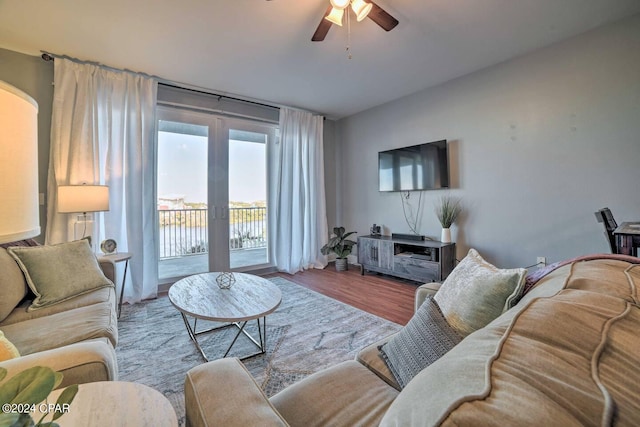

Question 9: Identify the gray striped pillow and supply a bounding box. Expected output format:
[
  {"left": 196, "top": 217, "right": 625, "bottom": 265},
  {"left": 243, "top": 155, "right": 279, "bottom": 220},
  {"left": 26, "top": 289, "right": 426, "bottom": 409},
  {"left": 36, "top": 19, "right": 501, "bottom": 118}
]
[{"left": 379, "top": 297, "right": 462, "bottom": 389}]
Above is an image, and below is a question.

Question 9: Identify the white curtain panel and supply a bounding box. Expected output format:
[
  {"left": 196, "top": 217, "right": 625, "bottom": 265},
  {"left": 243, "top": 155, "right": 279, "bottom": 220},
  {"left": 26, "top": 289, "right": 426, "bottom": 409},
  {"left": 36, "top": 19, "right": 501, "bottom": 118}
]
[
  {"left": 269, "top": 108, "right": 329, "bottom": 274},
  {"left": 46, "top": 58, "right": 158, "bottom": 303}
]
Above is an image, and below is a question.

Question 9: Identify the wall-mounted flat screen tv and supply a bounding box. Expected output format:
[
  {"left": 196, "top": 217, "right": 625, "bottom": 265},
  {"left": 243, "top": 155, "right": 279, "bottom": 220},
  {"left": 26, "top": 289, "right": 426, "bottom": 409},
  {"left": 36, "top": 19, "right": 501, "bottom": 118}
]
[{"left": 378, "top": 140, "right": 449, "bottom": 192}]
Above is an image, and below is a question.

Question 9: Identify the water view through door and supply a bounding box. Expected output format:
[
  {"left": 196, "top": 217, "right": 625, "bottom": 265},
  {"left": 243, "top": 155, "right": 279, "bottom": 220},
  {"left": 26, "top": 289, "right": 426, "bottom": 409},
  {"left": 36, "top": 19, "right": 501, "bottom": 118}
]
[
  {"left": 227, "top": 129, "right": 269, "bottom": 269},
  {"left": 157, "top": 113, "right": 271, "bottom": 280}
]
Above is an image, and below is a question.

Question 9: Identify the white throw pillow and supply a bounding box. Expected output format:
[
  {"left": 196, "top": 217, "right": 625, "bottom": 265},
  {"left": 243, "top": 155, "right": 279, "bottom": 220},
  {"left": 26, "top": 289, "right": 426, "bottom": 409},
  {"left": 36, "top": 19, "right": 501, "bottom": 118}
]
[{"left": 434, "top": 248, "right": 526, "bottom": 336}]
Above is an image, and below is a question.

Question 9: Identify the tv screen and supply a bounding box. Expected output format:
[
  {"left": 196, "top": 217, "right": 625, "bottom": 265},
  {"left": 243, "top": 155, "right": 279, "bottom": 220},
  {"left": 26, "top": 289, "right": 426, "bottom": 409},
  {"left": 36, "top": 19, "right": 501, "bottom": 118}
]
[{"left": 378, "top": 140, "right": 449, "bottom": 192}]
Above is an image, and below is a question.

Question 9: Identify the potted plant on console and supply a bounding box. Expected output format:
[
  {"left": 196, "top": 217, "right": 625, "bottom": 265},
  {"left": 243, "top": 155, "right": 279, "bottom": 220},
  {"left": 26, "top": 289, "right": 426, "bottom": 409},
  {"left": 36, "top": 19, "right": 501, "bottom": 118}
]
[
  {"left": 435, "top": 195, "right": 462, "bottom": 243},
  {"left": 321, "top": 227, "right": 357, "bottom": 272}
]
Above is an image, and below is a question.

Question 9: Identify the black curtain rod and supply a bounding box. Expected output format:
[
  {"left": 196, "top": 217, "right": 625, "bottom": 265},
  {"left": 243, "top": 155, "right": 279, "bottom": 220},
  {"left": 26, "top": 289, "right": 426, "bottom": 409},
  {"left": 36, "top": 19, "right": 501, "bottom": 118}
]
[
  {"left": 159, "top": 82, "right": 280, "bottom": 111},
  {"left": 40, "top": 52, "right": 152, "bottom": 77}
]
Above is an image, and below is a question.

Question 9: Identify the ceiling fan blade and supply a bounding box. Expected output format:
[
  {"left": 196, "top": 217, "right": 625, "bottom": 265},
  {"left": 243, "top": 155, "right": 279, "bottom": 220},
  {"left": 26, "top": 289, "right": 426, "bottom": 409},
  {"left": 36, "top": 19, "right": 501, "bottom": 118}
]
[
  {"left": 312, "top": 5, "right": 334, "bottom": 42},
  {"left": 367, "top": 1, "right": 399, "bottom": 32}
]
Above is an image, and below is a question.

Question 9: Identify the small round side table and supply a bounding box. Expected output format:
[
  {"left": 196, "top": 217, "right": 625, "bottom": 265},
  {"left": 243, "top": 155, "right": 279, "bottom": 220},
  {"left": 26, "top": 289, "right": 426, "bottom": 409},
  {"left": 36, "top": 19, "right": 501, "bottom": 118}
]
[
  {"left": 98, "top": 252, "right": 132, "bottom": 318},
  {"left": 32, "top": 381, "right": 177, "bottom": 426}
]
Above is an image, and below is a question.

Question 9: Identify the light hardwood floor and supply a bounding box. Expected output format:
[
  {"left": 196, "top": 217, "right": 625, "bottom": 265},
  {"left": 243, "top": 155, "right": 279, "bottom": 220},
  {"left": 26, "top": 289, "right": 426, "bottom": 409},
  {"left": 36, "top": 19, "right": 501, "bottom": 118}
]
[{"left": 266, "top": 264, "right": 417, "bottom": 325}]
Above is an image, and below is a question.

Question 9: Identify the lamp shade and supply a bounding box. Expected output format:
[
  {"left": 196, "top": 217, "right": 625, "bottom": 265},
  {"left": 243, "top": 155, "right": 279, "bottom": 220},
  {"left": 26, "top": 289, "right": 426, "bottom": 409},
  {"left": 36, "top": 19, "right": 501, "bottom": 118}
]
[
  {"left": 351, "top": 0, "right": 373, "bottom": 21},
  {"left": 0, "top": 81, "right": 40, "bottom": 244},
  {"left": 325, "top": 7, "right": 345, "bottom": 26},
  {"left": 58, "top": 185, "right": 110, "bottom": 213},
  {"left": 330, "top": 0, "right": 350, "bottom": 9}
]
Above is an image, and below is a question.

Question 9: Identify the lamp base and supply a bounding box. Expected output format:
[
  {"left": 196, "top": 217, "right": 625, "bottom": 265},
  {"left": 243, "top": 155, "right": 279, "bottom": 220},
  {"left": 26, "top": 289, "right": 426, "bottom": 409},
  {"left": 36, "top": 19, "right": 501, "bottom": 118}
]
[{"left": 73, "top": 214, "right": 95, "bottom": 250}]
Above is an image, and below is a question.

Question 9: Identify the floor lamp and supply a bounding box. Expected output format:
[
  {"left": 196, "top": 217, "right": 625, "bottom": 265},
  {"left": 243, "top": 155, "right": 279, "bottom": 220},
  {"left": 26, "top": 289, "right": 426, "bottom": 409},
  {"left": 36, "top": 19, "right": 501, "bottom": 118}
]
[
  {"left": 0, "top": 81, "right": 40, "bottom": 244},
  {"left": 57, "top": 184, "right": 110, "bottom": 244}
]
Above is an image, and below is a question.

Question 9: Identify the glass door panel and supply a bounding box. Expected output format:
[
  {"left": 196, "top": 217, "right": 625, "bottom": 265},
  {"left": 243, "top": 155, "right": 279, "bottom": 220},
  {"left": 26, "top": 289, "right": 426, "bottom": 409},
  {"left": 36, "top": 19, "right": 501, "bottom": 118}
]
[
  {"left": 157, "top": 116, "right": 210, "bottom": 280},
  {"left": 155, "top": 108, "right": 275, "bottom": 280},
  {"left": 228, "top": 129, "right": 269, "bottom": 269}
]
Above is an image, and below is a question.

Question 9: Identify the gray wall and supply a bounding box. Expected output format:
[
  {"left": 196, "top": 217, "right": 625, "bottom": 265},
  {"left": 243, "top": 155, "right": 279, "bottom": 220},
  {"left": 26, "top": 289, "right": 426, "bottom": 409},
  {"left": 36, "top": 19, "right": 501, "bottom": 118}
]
[
  {"left": 0, "top": 48, "right": 54, "bottom": 243},
  {"left": 337, "top": 14, "right": 640, "bottom": 268},
  {"left": 323, "top": 119, "right": 339, "bottom": 232}
]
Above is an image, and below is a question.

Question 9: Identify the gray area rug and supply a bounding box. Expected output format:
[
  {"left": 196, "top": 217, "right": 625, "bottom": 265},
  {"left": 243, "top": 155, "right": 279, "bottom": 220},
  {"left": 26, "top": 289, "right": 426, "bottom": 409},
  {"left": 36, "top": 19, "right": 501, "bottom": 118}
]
[{"left": 117, "top": 277, "right": 401, "bottom": 426}]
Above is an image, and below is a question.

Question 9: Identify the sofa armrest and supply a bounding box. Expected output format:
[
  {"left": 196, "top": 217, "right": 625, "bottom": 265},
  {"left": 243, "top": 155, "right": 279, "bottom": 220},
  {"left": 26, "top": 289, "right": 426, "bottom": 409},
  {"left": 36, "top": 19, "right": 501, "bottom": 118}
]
[
  {"left": 0, "top": 338, "right": 117, "bottom": 388},
  {"left": 98, "top": 259, "right": 116, "bottom": 284},
  {"left": 185, "top": 358, "right": 289, "bottom": 427},
  {"left": 415, "top": 282, "right": 442, "bottom": 312}
]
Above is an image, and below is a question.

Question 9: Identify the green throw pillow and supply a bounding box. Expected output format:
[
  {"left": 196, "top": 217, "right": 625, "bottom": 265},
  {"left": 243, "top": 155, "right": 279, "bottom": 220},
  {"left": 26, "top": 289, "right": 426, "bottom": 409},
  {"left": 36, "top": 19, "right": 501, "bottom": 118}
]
[
  {"left": 434, "top": 248, "right": 526, "bottom": 337},
  {"left": 7, "top": 240, "right": 114, "bottom": 311}
]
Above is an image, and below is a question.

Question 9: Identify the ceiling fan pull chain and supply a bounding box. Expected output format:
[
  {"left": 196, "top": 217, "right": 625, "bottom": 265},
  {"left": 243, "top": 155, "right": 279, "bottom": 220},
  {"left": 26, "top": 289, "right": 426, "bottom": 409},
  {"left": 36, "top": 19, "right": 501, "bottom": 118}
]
[{"left": 346, "top": 7, "right": 352, "bottom": 59}]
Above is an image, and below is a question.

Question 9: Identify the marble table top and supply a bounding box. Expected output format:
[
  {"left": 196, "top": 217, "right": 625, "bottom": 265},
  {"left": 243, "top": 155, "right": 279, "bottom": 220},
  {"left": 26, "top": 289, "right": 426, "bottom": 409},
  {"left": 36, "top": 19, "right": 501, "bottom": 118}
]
[
  {"left": 32, "top": 381, "right": 177, "bottom": 426},
  {"left": 168, "top": 272, "right": 282, "bottom": 322}
]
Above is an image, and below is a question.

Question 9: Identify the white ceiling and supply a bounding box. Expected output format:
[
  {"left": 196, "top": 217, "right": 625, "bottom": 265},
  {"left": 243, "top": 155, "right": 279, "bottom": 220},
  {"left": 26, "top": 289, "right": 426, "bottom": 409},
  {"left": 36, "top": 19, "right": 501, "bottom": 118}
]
[{"left": 1, "top": 1, "right": 639, "bottom": 119}]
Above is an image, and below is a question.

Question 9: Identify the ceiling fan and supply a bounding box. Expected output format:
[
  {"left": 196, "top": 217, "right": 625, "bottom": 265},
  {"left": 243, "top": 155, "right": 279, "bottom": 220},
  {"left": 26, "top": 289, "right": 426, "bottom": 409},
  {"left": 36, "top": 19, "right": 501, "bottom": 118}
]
[{"left": 312, "top": 0, "right": 399, "bottom": 42}]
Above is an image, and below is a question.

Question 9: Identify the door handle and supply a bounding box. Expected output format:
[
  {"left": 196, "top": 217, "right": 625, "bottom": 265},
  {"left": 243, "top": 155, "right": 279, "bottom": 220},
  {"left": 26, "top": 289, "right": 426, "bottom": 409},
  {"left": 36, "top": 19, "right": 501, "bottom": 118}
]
[{"left": 211, "top": 206, "right": 217, "bottom": 220}]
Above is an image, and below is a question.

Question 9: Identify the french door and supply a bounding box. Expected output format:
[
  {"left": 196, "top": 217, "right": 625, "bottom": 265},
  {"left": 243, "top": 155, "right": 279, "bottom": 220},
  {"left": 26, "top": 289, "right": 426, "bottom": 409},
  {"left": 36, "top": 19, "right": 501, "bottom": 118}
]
[{"left": 156, "top": 106, "right": 276, "bottom": 281}]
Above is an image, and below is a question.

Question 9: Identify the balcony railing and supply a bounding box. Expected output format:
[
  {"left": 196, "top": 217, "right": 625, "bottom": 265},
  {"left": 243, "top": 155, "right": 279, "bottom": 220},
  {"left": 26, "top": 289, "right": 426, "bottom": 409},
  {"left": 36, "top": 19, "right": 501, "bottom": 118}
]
[{"left": 158, "top": 207, "right": 267, "bottom": 259}]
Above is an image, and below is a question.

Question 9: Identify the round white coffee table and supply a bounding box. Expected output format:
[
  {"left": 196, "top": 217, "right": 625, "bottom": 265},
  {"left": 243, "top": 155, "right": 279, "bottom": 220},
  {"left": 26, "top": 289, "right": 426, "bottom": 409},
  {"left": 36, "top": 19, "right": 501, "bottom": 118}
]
[
  {"left": 31, "top": 381, "right": 177, "bottom": 426},
  {"left": 168, "top": 272, "right": 282, "bottom": 361}
]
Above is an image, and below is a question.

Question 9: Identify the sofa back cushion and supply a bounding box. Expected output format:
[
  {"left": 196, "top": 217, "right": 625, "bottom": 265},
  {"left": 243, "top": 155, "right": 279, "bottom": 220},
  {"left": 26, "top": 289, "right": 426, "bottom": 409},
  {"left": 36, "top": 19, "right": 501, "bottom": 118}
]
[
  {"left": 0, "top": 247, "right": 28, "bottom": 322},
  {"left": 381, "top": 259, "right": 640, "bottom": 426}
]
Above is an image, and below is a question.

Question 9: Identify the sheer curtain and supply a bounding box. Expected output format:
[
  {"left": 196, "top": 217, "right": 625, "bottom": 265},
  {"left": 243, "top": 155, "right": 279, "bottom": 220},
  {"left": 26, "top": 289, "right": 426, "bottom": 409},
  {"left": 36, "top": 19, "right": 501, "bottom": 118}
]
[
  {"left": 46, "top": 58, "right": 158, "bottom": 303},
  {"left": 269, "top": 107, "right": 328, "bottom": 274}
]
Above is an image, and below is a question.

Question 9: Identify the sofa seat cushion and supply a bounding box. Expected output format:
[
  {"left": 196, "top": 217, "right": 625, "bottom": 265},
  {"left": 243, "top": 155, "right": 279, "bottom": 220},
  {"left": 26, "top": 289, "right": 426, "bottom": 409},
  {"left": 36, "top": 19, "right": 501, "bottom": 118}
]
[
  {"left": 356, "top": 335, "right": 401, "bottom": 391},
  {"left": 270, "top": 360, "right": 399, "bottom": 427},
  {"left": 0, "top": 286, "right": 115, "bottom": 326},
  {"left": 7, "top": 240, "right": 113, "bottom": 311},
  {"left": 1, "top": 299, "right": 117, "bottom": 355},
  {"left": 381, "top": 260, "right": 640, "bottom": 426},
  {"left": 0, "top": 247, "right": 28, "bottom": 322}
]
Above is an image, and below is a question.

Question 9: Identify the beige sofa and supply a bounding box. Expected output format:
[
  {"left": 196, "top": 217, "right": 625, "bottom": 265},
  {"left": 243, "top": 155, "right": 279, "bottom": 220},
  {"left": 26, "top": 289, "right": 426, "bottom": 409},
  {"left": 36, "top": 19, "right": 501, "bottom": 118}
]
[
  {"left": 184, "top": 257, "right": 640, "bottom": 426},
  {"left": 0, "top": 242, "right": 119, "bottom": 387}
]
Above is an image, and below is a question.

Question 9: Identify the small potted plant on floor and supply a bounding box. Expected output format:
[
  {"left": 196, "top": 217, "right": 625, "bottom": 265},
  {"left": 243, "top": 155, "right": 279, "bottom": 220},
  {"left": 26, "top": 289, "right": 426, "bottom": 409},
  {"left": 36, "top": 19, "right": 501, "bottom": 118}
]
[{"left": 321, "top": 227, "right": 357, "bottom": 271}]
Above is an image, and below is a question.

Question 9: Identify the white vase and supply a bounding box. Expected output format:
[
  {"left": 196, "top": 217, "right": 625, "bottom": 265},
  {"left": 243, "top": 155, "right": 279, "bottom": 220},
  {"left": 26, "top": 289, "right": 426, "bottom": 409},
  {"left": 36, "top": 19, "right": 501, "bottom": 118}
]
[{"left": 441, "top": 228, "right": 451, "bottom": 243}]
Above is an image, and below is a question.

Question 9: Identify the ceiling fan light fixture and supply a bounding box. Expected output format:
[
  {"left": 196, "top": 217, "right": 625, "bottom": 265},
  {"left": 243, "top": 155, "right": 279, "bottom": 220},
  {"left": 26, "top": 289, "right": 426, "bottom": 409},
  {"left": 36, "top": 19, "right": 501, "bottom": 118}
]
[
  {"left": 351, "top": 0, "right": 373, "bottom": 21},
  {"left": 325, "top": 7, "right": 344, "bottom": 26},
  {"left": 330, "top": 0, "right": 350, "bottom": 9}
]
